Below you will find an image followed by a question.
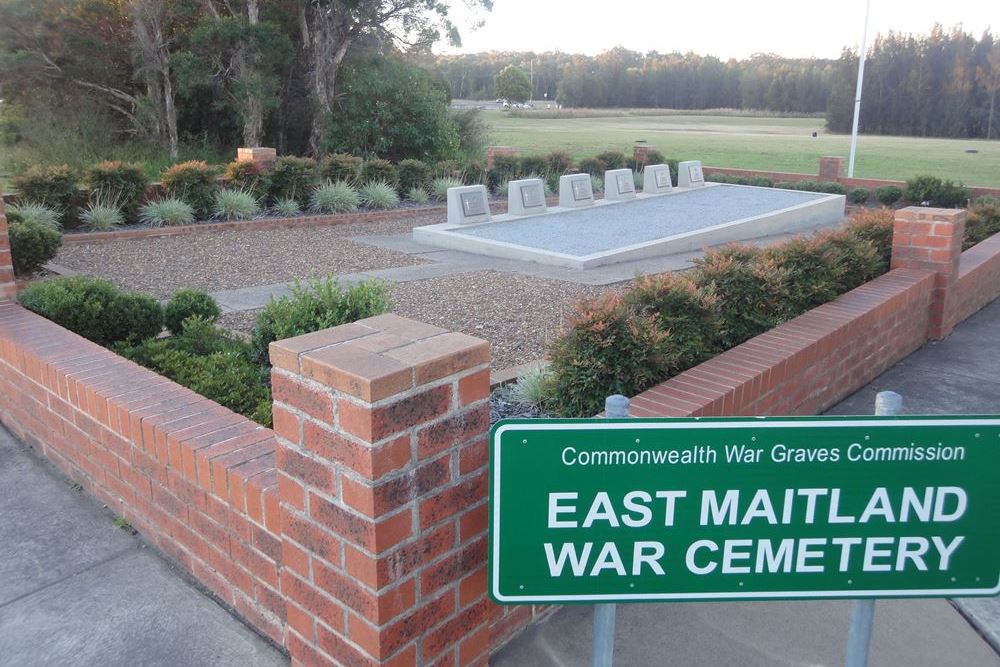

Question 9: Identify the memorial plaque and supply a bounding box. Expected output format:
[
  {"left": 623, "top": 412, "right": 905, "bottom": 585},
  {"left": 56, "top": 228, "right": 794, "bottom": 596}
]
[
  {"left": 462, "top": 192, "right": 487, "bottom": 216},
  {"left": 520, "top": 183, "right": 545, "bottom": 209},
  {"left": 617, "top": 173, "right": 635, "bottom": 193},
  {"left": 655, "top": 170, "right": 671, "bottom": 188},
  {"left": 572, "top": 179, "right": 592, "bottom": 201},
  {"left": 688, "top": 164, "right": 704, "bottom": 183}
]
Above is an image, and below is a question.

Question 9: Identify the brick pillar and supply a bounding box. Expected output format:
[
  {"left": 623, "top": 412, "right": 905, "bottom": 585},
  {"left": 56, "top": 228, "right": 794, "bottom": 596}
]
[
  {"left": 633, "top": 144, "right": 654, "bottom": 169},
  {"left": 485, "top": 146, "right": 518, "bottom": 170},
  {"left": 818, "top": 156, "right": 845, "bottom": 182},
  {"left": 270, "top": 314, "right": 493, "bottom": 666},
  {"left": 891, "top": 207, "right": 966, "bottom": 339},
  {"left": 0, "top": 196, "right": 15, "bottom": 302},
  {"left": 237, "top": 147, "right": 278, "bottom": 171}
]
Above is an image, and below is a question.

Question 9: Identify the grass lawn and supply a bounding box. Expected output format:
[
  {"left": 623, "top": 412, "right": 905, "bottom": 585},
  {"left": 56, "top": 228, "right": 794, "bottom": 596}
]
[{"left": 483, "top": 110, "right": 1000, "bottom": 188}]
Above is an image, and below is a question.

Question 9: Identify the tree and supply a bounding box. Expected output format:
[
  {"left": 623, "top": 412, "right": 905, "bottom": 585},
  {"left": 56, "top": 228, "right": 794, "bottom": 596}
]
[
  {"left": 301, "top": 0, "right": 492, "bottom": 154},
  {"left": 494, "top": 64, "right": 531, "bottom": 103}
]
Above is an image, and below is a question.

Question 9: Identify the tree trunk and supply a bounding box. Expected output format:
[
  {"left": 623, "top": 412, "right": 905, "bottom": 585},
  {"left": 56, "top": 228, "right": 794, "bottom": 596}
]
[
  {"left": 242, "top": 0, "right": 264, "bottom": 147},
  {"left": 306, "top": 2, "right": 351, "bottom": 156},
  {"left": 131, "top": 0, "right": 178, "bottom": 159}
]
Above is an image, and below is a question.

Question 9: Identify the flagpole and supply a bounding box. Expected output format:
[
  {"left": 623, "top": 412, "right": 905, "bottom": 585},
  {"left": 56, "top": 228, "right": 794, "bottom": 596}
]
[{"left": 848, "top": 0, "right": 871, "bottom": 178}]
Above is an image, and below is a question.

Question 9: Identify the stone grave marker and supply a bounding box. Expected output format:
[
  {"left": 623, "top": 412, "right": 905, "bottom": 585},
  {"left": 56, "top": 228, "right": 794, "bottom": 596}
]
[
  {"left": 447, "top": 185, "right": 491, "bottom": 225},
  {"left": 604, "top": 168, "right": 637, "bottom": 201},
  {"left": 678, "top": 160, "right": 706, "bottom": 188},
  {"left": 643, "top": 164, "right": 674, "bottom": 194},
  {"left": 559, "top": 173, "right": 595, "bottom": 208},
  {"left": 507, "top": 178, "right": 547, "bottom": 216}
]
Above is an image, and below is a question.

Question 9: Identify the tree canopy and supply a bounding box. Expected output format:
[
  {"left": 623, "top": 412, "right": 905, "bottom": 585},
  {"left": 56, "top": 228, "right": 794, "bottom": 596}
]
[{"left": 494, "top": 64, "right": 531, "bottom": 102}]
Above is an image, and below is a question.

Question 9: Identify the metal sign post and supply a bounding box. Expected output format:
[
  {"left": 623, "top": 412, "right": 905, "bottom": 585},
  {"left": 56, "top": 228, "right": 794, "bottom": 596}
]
[
  {"left": 844, "top": 391, "right": 903, "bottom": 667},
  {"left": 592, "top": 395, "right": 629, "bottom": 667}
]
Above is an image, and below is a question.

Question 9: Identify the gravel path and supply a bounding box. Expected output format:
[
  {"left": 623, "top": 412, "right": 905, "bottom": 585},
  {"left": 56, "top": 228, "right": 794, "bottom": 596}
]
[
  {"left": 55, "top": 213, "right": 441, "bottom": 298},
  {"left": 218, "top": 271, "right": 623, "bottom": 371}
]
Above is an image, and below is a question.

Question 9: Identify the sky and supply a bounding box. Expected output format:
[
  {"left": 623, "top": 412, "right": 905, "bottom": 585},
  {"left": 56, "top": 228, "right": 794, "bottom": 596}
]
[{"left": 437, "top": 0, "right": 996, "bottom": 60}]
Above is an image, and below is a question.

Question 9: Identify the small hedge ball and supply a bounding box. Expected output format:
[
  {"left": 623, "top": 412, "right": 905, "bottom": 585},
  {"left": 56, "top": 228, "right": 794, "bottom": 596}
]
[
  {"left": 8, "top": 220, "right": 63, "bottom": 277},
  {"left": 164, "top": 289, "right": 222, "bottom": 335}
]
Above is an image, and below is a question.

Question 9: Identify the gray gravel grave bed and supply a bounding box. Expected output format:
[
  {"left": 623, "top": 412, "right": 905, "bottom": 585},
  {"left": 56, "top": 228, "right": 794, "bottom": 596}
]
[
  {"left": 218, "top": 271, "right": 623, "bottom": 371},
  {"left": 456, "top": 185, "right": 827, "bottom": 256},
  {"left": 54, "top": 213, "right": 441, "bottom": 298}
]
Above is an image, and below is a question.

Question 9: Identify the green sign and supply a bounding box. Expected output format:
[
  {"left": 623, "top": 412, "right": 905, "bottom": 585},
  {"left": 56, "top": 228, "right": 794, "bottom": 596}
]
[{"left": 489, "top": 416, "right": 1000, "bottom": 604}]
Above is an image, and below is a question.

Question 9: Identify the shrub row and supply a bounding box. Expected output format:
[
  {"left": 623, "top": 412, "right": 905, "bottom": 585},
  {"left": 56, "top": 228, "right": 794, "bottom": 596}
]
[
  {"left": 18, "top": 276, "right": 391, "bottom": 428},
  {"left": 540, "top": 208, "right": 896, "bottom": 417}
]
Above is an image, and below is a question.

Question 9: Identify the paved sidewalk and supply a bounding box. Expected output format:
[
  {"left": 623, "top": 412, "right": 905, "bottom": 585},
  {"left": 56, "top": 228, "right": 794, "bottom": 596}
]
[
  {"left": 494, "top": 298, "right": 1000, "bottom": 667},
  {"left": 0, "top": 426, "right": 288, "bottom": 667}
]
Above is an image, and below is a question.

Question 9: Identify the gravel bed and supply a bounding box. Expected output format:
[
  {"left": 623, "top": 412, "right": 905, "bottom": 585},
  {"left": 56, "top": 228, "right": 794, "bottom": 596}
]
[
  {"left": 456, "top": 185, "right": 827, "bottom": 256},
  {"left": 217, "top": 270, "right": 623, "bottom": 371},
  {"left": 54, "top": 212, "right": 443, "bottom": 298}
]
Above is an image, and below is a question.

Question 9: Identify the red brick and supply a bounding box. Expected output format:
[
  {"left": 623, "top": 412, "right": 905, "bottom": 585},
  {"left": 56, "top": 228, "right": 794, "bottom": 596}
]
[
  {"left": 339, "top": 384, "right": 452, "bottom": 443},
  {"left": 272, "top": 371, "right": 334, "bottom": 422},
  {"left": 419, "top": 471, "right": 488, "bottom": 530},
  {"left": 277, "top": 444, "right": 335, "bottom": 494},
  {"left": 457, "top": 369, "right": 490, "bottom": 406},
  {"left": 416, "top": 405, "right": 489, "bottom": 460}
]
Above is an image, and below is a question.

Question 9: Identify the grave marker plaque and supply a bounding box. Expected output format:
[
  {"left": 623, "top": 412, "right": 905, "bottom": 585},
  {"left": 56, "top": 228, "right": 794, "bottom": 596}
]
[
  {"left": 447, "top": 185, "right": 491, "bottom": 225},
  {"left": 643, "top": 164, "right": 674, "bottom": 195},
  {"left": 559, "top": 174, "right": 595, "bottom": 208},
  {"left": 604, "top": 169, "right": 637, "bottom": 201},
  {"left": 678, "top": 160, "right": 706, "bottom": 188}
]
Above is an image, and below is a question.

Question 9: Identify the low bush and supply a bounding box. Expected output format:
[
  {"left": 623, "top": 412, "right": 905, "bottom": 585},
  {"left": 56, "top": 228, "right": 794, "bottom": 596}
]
[
  {"left": 138, "top": 198, "right": 196, "bottom": 227},
  {"left": 86, "top": 161, "right": 148, "bottom": 222},
  {"left": 19, "top": 277, "right": 162, "bottom": 346},
  {"left": 491, "top": 155, "right": 520, "bottom": 182},
  {"left": 397, "top": 159, "right": 432, "bottom": 193},
  {"left": 815, "top": 229, "right": 883, "bottom": 293},
  {"left": 762, "top": 236, "right": 845, "bottom": 316},
  {"left": 13, "top": 165, "right": 80, "bottom": 227},
  {"left": 845, "top": 208, "right": 894, "bottom": 272},
  {"left": 213, "top": 188, "right": 261, "bottom": 221},
  {"left": 904, "top": 175, "right": 970, "bottom": 208},
  {"left": 494, "top": 180, "right": 510, "bottom": 198},
  {"left": 595, "top": 150, "right": 626, "bottom": 170},
  {"left": 623, "top": 274, "right": 721, "bottom": 371},
  {"left": 848, "top": 187, "right": 870, "bottom": 204},
  {"left": 272, "top": 197, "right": 301, "bottom": 217},
  {"left": 320, "top": 153, "right": 362, "bottom": 183},
  {"left": 224, "top": 161, "right": 266, "bottom": 196},
  {"left": 545, "top": 151, "right": 574, "bottom": 175},
  {"left": 8, "top": 219, "right": 62, "bottom": 277},
  {"left": 161, "top": 161, "right": 218, "bottom": 219},
  {"left": 546, "top": 293, "right": 674, "bottom": 418},
  {"left": 267, "top": 156, "right": 316, "bottom": 205},
  {"left": 974, "top": 195, "right": 999, "bottom": 206},
  {"left": 249, "top": 277, "right": 391, "bottom": 366},
  {"left": 875, "top": 185, "right": 903, "bottom": 206},
  {"left": 591, "top": 175, "right": 604, "bottom": 193},
  {"left": 507, "top": 365, "right": 555, "bottom": 411},
  {"left": 359, "top": 180, "right": 400, "bottom": 209},
  {"left": 8, "top": 203, "right": 60, "bottom": 230},
  {"left": 310, "top": 181, "right": 359, "bottom": 213},
  {"left": 360, "top": 159, "right": 398, "bottom": 188},
  {"left": 462, "top": 160, "right": 485, "bottom": 185},
  {"left": 164, "top": 289, "right": 221, "bottom": 335},
  {"left": 431, "top": 177, "right": 463, "bottom": 201},
  {"left": 576, "top": 157, "right": 605, "bottom": 176},
  {"left": 79, "top": 200, "right": 125, "bottom": 230},
  {"left": 406, "top": 187, "right": 429, "bottom": 204},
  {"left": 964, "top": 203, "right": 1000, "bottom": 250},
  {"left": 519, "top": 155, "right": 547, "bottom": 177}
]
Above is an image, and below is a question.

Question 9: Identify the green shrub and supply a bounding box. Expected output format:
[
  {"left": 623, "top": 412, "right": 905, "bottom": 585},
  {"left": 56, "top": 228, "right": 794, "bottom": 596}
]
[
  {"left": 164, "top": 289, "right": 221, "bottom": 335},
  {"left": 320, "top": 153, "right": 362, "bottom": 183},
  {"left": 974, "top": 195, "right": 999, "bottom": 207},
  {"left": 8, "top": 203, "right": 60, "bottom": 230},
  {"left": 359, "top": 181, "right": 400, "bottom": 209},
  {"left": 904, "top": 175, "right": 970, "bottom": 208},
  {"left": 546, "top": 293, "right": 674, "bottom": 418},
  {"left": 848, "top": 187, "right": 870, "bottom": 204},
  {"left": 591, "top": 175, "right": 604, "bottom": 194},
  {"left": 576, "top": 157, "right": 605, "bottom": 176},
  {"left": 491, "top": 155, "right": 520, "bottom": 181},
  {"left": 406, "top": 187, "right": 429, "bottom": 204},
  {"left": 8, "top": 220, "right": 62, "bottom": 277},
  {"left": 86, "top": 161, "right": 148, "bottom": 222},
  {"left": 213, "top": 188, "right": 261, "bottom": 221},
  {"left": 138, "top": 198, "right": 196, "bottom": 227},
  {"left": 461, "top": 160, "right": 485, "bottom": 185},
  {"left": 272, "top": 197, "right": 301, "bottom": 217},
  {"left": 360, "top": 159, "right": 398, "bottom": 188},
  {"left": 434, "top": 160, "right": 460, "bottom": 179},
  {"left": 545, "top": 151, "right": 574, "bottom": 175},
  {"left": 161, "top": 161, "right": 218, "bottom": 219},
  {"left": 762, "top": 236, "right": 844, "bottom": 316},
  {"left": 13, "top": 165, "right": 80, "bottom": 227},
  {"left": 875, "top": 185, "right": 903, "bottom": 206},
  {"left": 518, "top": 155, "right": 547, "bottom": 177},
  {"left": 224, "top": 161, "right": 266, "bottom": 196},
  {"left": 623, "top": 273, "right": 722, "bottom": 372},
  {"left": 749, "top": 177, "right": 774, "bottom": 188},
  {"left": 19, "top": 277, "right": 162, "bottom": 346},
  {"left": 846, "top": 208, "right": 895, "bottom": 272},
  {"left": 267, "top": 156, "right": 316, "bottom": 205},
  {"left": 79, "top": 200, "right": 125, "bottom": 230},
  {"left": 595, "top": 151, "right": 626, "bottom": 170},
  {"left": 397, "top": 159, "right": 432, "bottom": 193},
  {"left": 310, "top": 181, "right": 360, "bottom": 213},
  {"left": 964, "top": 203, "right": 1000, "bottom": 250},
  {"left": 507, "top": 365, "right": 555, "bottom": 410},
  {"left": 431, "top": 177, "right": 463, "bottom": 201},
  {"left": 815, "top": 228, "right": 883, "bottom": 293},
  {"left": 692, "top": 245, "right": 788, "bottom": 349},
  {"left": 494, "top": 180, "right": 510, "bottom": 198},
  {"left": 250, "top": 277, "right": 391, "bottom": 366}
]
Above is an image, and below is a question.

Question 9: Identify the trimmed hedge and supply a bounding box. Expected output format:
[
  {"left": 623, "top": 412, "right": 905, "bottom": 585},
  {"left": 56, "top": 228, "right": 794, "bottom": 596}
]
[
  {"left": 8, "top": 218, "right": 63, "bottom": 277},
  {"left": 161, "top": 161, "right": 218, "bottom": 219}
]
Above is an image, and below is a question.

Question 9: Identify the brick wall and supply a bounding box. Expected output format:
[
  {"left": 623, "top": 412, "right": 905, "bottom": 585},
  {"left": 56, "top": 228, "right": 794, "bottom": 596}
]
[{"left": 955, "top": 232, "right": 1000, "bottom": 323}]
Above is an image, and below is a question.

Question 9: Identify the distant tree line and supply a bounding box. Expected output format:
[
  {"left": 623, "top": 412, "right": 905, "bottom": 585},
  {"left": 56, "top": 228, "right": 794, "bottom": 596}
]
[{"left": 433, "top": 26, "right": 1000, "bottom": 138}]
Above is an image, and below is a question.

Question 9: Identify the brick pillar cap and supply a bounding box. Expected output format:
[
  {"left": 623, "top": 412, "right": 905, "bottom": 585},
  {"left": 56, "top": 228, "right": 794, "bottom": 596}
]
[
  {"left": 270, "top": 313, "right": 490, "bottom": 402},
  {"left": 895, "top": 206, "right": 966, "bottom": 220}
]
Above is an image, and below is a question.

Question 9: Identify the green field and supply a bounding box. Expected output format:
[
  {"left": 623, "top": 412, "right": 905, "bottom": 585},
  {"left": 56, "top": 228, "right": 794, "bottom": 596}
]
[{"left": 484, "top": 111, "right": 1000, "bottom": 188}]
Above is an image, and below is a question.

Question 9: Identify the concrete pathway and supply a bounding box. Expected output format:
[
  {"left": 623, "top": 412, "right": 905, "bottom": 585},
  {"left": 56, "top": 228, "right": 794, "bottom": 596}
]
[
  {"left": 0, "top": 426, "right": 288, "bottom": 667},
  {"left": 493, "top": 298, "right": 1000, "bottom": 667}
]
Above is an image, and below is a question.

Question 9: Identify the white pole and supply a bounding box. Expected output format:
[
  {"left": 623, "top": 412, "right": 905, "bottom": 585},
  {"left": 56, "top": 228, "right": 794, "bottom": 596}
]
[{"left": 848, "top": 0, "right": 872, "bottom": 178}]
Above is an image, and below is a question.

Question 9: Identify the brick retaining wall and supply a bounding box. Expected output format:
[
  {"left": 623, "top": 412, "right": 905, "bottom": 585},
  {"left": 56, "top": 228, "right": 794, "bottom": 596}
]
[{"left": 2, "top": 200, "right": 1000, "bottom": 665}]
